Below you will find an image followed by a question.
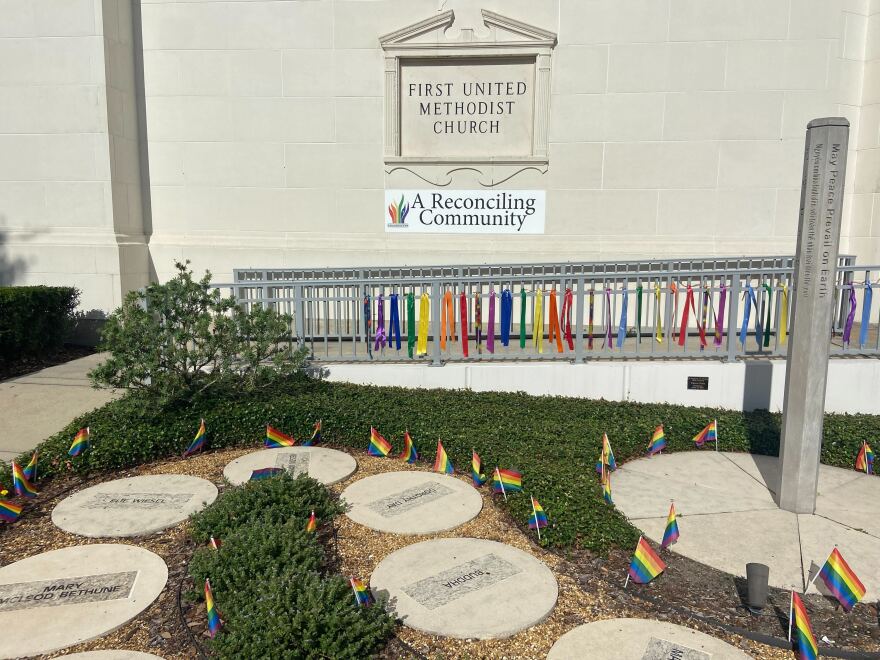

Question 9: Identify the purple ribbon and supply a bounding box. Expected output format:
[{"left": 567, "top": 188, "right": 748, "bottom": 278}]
[
  {"left": 714, "top": 283, "right": 727, "bottom": 346},
  {"left": 843, "top": 284, "right": 857, "bottom": 346},
  {"left": 487, "top": 289, "right": 496, "bottom": 353},
  {"left": 374, "top": 294, "right": 386, "bottom": 350}
]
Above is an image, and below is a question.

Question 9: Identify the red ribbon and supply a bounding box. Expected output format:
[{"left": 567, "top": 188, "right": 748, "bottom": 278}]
[
  {"left": 678, "top": 285, "right": 707, "bottom": 348},
  {"left": 561, "top": 288, "right": 574, "bottom": 351}
]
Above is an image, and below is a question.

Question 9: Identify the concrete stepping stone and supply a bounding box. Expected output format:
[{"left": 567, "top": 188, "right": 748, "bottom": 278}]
[
  {"left": 52, "top": 474, "right": 217, "bottom": 538},
  {"left": 370, "top": 537, "right": 557, "bottom": 639},
  {"left": 62, "top": 652, "right": 164, "bottom": 660},
  {"left": 547, "top": 618, "right": 750, "bottom": 659},
  {"left": 223, "top": 446, "right": 356, "bottom": 486},
  {"left": 0, "top": 544, "right": 167, "bottom": 659},
  {"left": 342, "top": 471, "right": 482, "bottom": 535}
]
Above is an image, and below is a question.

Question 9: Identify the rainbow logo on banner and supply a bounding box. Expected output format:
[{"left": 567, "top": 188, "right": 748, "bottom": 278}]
[
  {"left": 816, "top": 548, "right": 866, "bottom": 612},
  {"left": 628, "top": 537, "right": 666, "bottom": 584},
  {"left": 387, "top": 195, "right": 410, "bottom": 225}
]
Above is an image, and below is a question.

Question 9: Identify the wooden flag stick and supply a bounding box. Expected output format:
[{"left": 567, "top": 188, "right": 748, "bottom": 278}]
[
  {"left": 350, "top": 578, "right": 361, "bottom": 606},
  {"left": 787, "top": 591, "right": 794, "bottom": 642},
  {"left": 496, "top": 467, "right": 507, "bottom": 502}
]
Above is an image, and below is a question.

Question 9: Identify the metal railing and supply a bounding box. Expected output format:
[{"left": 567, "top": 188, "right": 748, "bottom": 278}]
[{"left": 215, "top": 256, "right": 878, "bottom": 365}]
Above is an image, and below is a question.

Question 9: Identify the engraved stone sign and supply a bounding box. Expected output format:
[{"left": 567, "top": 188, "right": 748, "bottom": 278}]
[
  {"left": 401, "top": 553, "right": 522, "bottom": 610},
  {"left": 642, "top": 637, "right": 711, "bottom": 660},
  {"left": 83, "top": 493, "right": 193, "bottom": 510},
  {"left": 274, "top": 452, "right": 310, "bottom": 478},
  {"left": 0, "top": 571, "right": 137, "bottom": 612},
  {"left": 367, "top": 481, "right": 454, "bottom": 518}
]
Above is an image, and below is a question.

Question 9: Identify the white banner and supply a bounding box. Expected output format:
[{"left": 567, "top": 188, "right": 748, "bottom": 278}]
[{"left": 384, "top": 189, "right": 545, "bottom": 234}]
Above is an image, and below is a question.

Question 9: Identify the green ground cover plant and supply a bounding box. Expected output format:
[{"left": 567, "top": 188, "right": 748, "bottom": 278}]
[
  {"left": 20, "top": 376, "right": 880, "bottom": 553},
  {"left": 188, "top": 474, "right": 395, "bottom": 659}
]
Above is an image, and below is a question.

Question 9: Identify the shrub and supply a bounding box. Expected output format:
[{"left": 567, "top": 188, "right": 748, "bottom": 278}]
[
  {"left": 89, "top": 261, "right": 307, "bottom": 402},
  {"left": 0, "top": 286, "right": 79, "bottom": 361}
]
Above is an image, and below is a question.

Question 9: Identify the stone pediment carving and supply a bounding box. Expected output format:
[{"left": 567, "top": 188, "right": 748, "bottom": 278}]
[{"left": 380, "top": 10, "right": 556, "bottom": 187}]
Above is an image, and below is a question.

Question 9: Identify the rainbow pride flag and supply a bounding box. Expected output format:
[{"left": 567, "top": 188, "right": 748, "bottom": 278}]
[
  {"left": 529, "top": 496, "right": 548, "bottom": 530},
  {"left": 350, "top": 577, "right": 372, "bottom": 606},
  {"left": 661, "top": 503, "right": 680, "bottom": 549},
  {"left": 400, "top": 431, "right": 418, "bottom": 464},
  {"left": 11, "top": 461, "right": 38, "bottom": 499},
  {"left": 265, "top": 424, "right": 295, "bottom": 448},
  {"left": 249, "top": 467, "right": 283, "bottom": 481},
  {"left": 594, "top": 433, "right": 618, "bottom": 475},
  {"left": 22, "top": 450, "right": 38, "bottom": 482},
  {"left": 628, "top": 537, "right": 666, "bottom": 584},
  {"left": 693, "top": 420, "right": 717, "bottom": 448},
  {"left": 647, "top": 425, "right": 667, "bottom": 456},
  {"left": 183, "top": 420, "right": 206, "bottom": 457},
  {"left": 303, "top": 420, "right": 321, "bottom": 446},
  {"left": 492, "top": 468, "right": 523, "bottom": 494},
  {"left": 0, "top": 499, "right": 22, "bottom": 523},
  {"left": 816, "top": 548, "right": 866, "bottom": 612},
  {"left": 306, "top": 510, "right": 317, "bottom": 533},
  {"left": 472, "top": 450, "right": 487, "bottom": 487},
  {"left": 433, "top": 440, "right": 453, "bottom": 474},
  {"left": 205, "top": 579, "right": 222, "bottom": 638},
  {"left": 68, "top": 427, "right": 89, "bottom": 457},
  {"left": 855, "top": 441, "right": 874, "bottom": 474},
  {"left": 209, "top": 536, "right": 222, "bottom": 550},
  {"left": 368, "top": 427, "right": 392, "bottom": 457},
  {"left": 789, "top": 592, "right": 818, "bottom": 660},
  {"left": 601, "top": 464, "right": 613, "bottom": 504}
]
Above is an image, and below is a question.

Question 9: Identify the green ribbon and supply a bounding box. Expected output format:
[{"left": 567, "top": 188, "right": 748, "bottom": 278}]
[
  {"left": 406, "top": 292, "right": 415, "bottom": 358},
  {"left": 519, "top": 288, "right": 527, "bottom": 349},
  {"left": 762, "top": 283, "right": 772, "bottom": 347}
]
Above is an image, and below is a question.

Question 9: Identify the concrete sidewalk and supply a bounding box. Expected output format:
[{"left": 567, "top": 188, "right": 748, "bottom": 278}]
[{"left": 0, "top": 353, "right": 120, "bottom": 462}]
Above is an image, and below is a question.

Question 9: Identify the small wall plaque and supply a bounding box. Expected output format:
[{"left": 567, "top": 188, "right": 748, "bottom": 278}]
[{"left": 687, "top": 376, "right": 709, "bottom": 391}]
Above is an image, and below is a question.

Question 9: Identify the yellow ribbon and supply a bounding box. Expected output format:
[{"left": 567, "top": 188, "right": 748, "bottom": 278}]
[
  {"left": 533, "top": 288, "right": 544, "bottom": 353},
  {"left": 416, "top": 293, "right": 430, "bottom": 355},
  {"left": 779, "top": 282, "right": 788, "bottom": 345},
  {"left": 654, "top": 283, "right": 663, "bottom": 343}
]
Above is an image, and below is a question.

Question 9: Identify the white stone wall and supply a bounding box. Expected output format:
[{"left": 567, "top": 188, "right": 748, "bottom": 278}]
[{"left": 853, "top": 1, "right": 880, "bottom": 262}]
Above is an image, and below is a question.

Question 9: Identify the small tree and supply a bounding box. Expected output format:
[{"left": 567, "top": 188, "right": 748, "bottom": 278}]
[{"left": 90, "top": 262, "right": 306, "bottom": 401}]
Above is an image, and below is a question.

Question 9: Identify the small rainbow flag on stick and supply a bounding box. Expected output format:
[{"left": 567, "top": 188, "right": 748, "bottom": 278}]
[
  {"left": 647, "top": 425, "right": 667, "bottom": 456},
  {"left": 303, "top": 420, "right": 321, "bottom": 446},
  {"left": 812, "top": 548, "right": 866, "bottom": 612},
  {"left": 400, "top": 431, "right": 418, "bottom": 464},
  {"left": 205, "top": 578, "right": 222, "bottom": 638},
  {"left": 368, "top": 427, "right": 392, "bottom": 457},
  {"left": 306, "top": 510, "right": 317, "bottom": 533},
  {"left": 69, "top": 427, "right": 89, "bottom": 457},
  {"left": 0, "top": 499, "right": 22, "bottom": 523},
  {"left": 661, "top": 502, "right": 680, "bottom": 549},
  {"left": 265, "top": 424, "right": 295, "bottom": 448},
  {"left": 350, "top": 577, "right": 372, "bottom": 606},
  {"left": 693, "top": 420, "right": 718, "bottom": 450},
  {"left": 626, "top": 536, "right": 666, "bottom": 586},
  {"left": 209, "top": 536, "right": 222, "bottom": 550},
  {"left": 249, "top": 467, "right": 283, "bottom": 481},
  {"left": 788, "top": 591, "right": 818, "bottom": 660},
  {"left": 529, "top": 496, "right": 548, "bottom": 540},
  {"left": 492, "top": 467, "right": 522, "bottom": 501},
  {"left": 595, "top": 433, "right": 617, "bottom": 475},
  {"left": 433, "top": 440, "right": 453, "bottom": 474},
  {"left": 11, "top": 462, "right": 38, "bottom": 499},
  {"left": 183, "top": 419, "right": 207, "bottom": 457},
  {"left": 472, "top": 450, "right": 487, "bottom": 487},
  {"left": 855, "top": 441, "right": 874, "bottom": 474},
  {"left": 22, "top": 450, "right": 38, "bottom": 482}
]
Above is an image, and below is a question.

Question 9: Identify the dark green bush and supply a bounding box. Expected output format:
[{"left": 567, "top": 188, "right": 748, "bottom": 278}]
[
  {"left": 0, "top": 286, "right": 79, "bottom": 361},
  {"left": 20, "top": 378, "right": 880, "bottom": 553},
  {"left": 189, "top": 472, "right": 343, "bottom": 544}
]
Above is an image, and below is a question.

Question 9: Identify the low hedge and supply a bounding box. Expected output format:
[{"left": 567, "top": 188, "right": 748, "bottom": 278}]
[
  {"left": 0, "top": 286, "right": 79, "bottom": 361},
  {"left": 15, "top": 377, "right": 880, "bottom": 553},
  {"left": 188, "top": 475, "right": 395, "bottom": 659}
]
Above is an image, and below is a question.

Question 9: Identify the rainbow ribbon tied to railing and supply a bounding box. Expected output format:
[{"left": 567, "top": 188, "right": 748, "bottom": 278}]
[
  {"left": 860, "top": 278, "right": 872, "bottom": 349},
  {"left": 500, "top": 289, "right": 512, "bottom": 347},
  {"left": 416, "top": 292, "right": 429, "bottom": 355},
  {"left": 487, "top": 288, "right": 496, "bottom": 354},
  {"left": 778, "top": 282, "right": 788, "bottom": 345},
  {"left": 363, "top": 291, "right": 372, "bottom": 358},
  {"left": 389, "top": 293, "right": 401, "bottom": 351},
  {"left": 654, "top": 283, "right": 663, "bottom": 343},
  {"left": 561, "top": 287, "right": 574, "bottom": 351},
  {"left": 459, "top": 291, "right": 469, "bottom": 358},
  {"left": 616, "top": 287, "right": 629, "bottom": 348},
  {"left": 533, "top": 288, "right": 544, "bottom": 353},
  {"left": 714, "top": 282, "right": 727, "bottom": 347},
  {"left": 603, "top": 288, "right": 613, "bottom": 349},
  {"left": 406, "top": 292, "right": 415, "bottom": 358},
  {"left": 843, "top": 282, "right": 858, "bottom": 347},
  {"left": 739, "top": 284, "right": 764, "bottom": 349},
  {"left": 374, "top": 294, "right": 386, "bottom": 351}
]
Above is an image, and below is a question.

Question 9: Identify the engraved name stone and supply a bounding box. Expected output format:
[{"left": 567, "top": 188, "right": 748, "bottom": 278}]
[
  {"left": 402, "top": 553, "right": 522, "bottom": 610},
  {"left": 641, "top": 637, "right": 711, "bottom": 660},
  {"left": 82, "top": 493, "right": 194, "bottom": 510},
  {"left": 0, "top": 571, "right": 138, "bottom": 612},
  {"left": 366, "top": 481, "right": 455, "bottom": 518},
  {"left": 274, "top": 453, "right": 311, "bottom": 477}
]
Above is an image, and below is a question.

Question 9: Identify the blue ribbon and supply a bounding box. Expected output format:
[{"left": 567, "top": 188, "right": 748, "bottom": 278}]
[
  {"left": 740, "top": 285, "right": 764, "bottom": 348},
  {"left": 389, "top": 293, "right": 402, "bottom": 351},
  {"left": 500, "top": 289, "right": 513, "bottom": 346},
  {"left": 616, "top": 288, "right": 628, "bottom": 348},
  {"left": 860, "top": 280, "right": 873, "bottom": 348}
]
